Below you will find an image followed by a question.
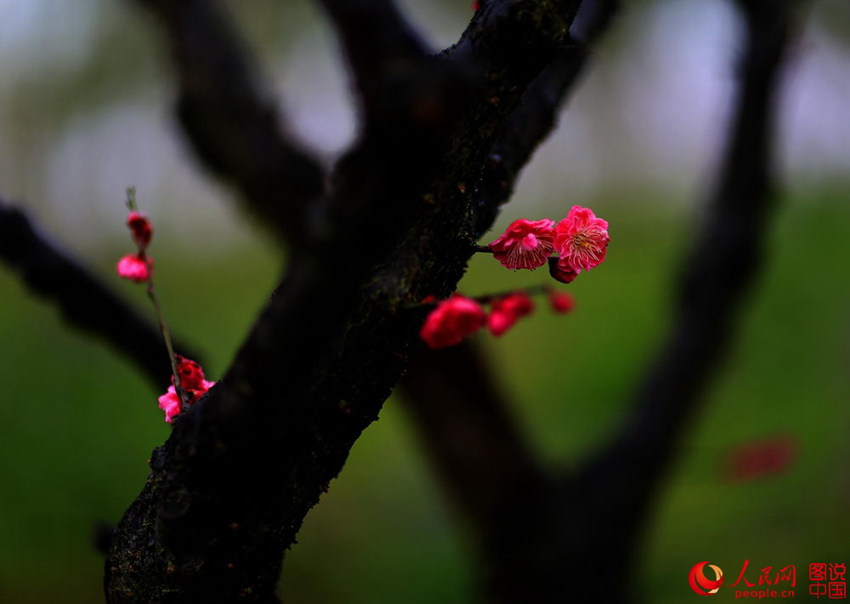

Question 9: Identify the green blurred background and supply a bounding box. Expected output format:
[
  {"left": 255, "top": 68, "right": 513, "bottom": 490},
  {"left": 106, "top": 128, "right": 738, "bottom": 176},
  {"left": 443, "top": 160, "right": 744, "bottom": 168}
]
[{"left": 1, "top": 1, "right": 849, "bottom": 602}]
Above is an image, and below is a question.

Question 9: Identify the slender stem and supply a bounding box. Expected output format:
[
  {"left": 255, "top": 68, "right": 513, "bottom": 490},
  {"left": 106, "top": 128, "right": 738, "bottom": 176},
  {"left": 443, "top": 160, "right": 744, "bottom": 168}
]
[
  {"left": 472, "top": 283, "right": 552, "bottom": 304},
  {"left": 409, "top": 283, "right": 555, "bottom": 309},
  {"left": 145, "top": 263, "right": 188, "bottom": 407},
  {"left": 126, "top": 187, "right": 188, "bottom": 408},
  {"left": 126, "top": 186, "right": 138, "bottom": 212},
  {"left": 473, "top": 244, "right": 494, "bottom": 254}
]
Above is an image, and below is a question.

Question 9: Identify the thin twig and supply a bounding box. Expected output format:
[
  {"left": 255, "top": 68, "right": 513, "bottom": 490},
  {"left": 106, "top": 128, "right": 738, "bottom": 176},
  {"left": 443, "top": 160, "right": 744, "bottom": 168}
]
[
  {"left": 407, "top": 283, "right": 555, "bottom": 310},
  {"left": 125, "top": 187, "right": 187, "bottom": 406},
  {"left": 145, "top": 275, "right": 185, "bottom": 405},
  {"left": 0, "top": 196, "right": 201, "bottom": 389}
]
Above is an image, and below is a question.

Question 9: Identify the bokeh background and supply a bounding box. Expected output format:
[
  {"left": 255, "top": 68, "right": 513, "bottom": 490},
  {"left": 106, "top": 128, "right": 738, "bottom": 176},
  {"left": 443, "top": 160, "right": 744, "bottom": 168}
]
[{"left": 1, "top": 0, "right": 849, "bottom": 602}]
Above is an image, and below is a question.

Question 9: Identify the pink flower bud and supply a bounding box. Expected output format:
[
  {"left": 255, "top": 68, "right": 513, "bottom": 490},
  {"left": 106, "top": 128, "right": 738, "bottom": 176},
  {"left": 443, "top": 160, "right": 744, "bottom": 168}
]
[
  {"left": 549, "top": 291, "right": 575, "bottom": 314},
  {"left": 127, "top": 211, "right": 153, "bottom": 250},
  {"left": 175, "top": 355, "right": 208, "bottom": 391},
  {"left": 420, "top": 295, "right": 486, "bottom": 349},
  {"left": 116, "top": 253, "right": 152, "bottom": 283},
  {"left": 487, "top": 292, "right": 534, "bottom": 336}
]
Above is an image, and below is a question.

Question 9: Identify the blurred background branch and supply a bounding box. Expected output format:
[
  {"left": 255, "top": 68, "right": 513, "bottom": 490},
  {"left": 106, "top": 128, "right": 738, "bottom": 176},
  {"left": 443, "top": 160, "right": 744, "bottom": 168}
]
[
  {"left": 318, "top": 0, "right": 432, "bottom": 132},
  {"left": 400, "top": 339, "right": 550, "bottom": 530},
  {"left": 134, "top": 0, "right": 326, "bottom": 243},
  {"left": 567, "top": 1, "right": 798, "bottom": 600}
]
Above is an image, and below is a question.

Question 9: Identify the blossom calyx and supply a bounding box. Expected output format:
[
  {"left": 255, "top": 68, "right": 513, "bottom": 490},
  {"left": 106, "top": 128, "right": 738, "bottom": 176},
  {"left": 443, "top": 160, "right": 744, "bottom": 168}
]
[{"left": 548, "top": 257, "right": 578, "bottom": 284}]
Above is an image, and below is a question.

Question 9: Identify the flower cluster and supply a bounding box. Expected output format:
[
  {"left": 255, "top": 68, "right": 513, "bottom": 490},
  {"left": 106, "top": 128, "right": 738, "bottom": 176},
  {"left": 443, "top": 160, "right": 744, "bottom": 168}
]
[
  {"left": 420, "top": 290, "right": 574, "bottom": 349},
  {"left": 157, "top": 355, "right": 215, "bottom": 423},
  {"left": 489, "top": 206, "right": 609, "bottom": 283},
  {"left": 116, "top": 210, "right": 154, "bottom": 283}
]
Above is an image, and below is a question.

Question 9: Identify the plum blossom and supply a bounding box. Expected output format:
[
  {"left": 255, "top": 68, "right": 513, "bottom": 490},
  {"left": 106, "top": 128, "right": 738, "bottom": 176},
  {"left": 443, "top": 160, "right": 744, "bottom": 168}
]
[
  {"left": 157, "top": 387, "right": 183, "bottom": 423},
  {"left": 554, "top": 206, "right": 610, "bottom": 273},
  {"left": 157, "top": 355, "right": 215, "bottom": 423},
  {"left": 490, "top": 218, "right": 555, "bottom": 271}
]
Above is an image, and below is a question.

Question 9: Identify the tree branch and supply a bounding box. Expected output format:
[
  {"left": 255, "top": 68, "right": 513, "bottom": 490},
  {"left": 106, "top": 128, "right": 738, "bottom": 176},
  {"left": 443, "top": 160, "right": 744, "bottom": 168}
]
[
  {"left": 443, "top": 0, "right": 583, "bottom": 180},
  {"left": 105, "top": 2, "right": 593, "bottom": 601},
  {"left": 0, "top": 198, "right": 199, "bottom": 389},
  {"left": 133, "top": 0, "right": 325, "bottom": 242},
  {"left": 395, "top": 3, "right": 621, "bottom": 599},
  {"left": 397, "top": 0, "right": 621, "bottom": 514},
  {"left": 105, "top": 40, "right": 472, "bottom": 604},
  {"left": 447, "top": 0, "right": 583, "bottom": 84},
  {"left": 318, "top": 0, "right": 431, "bottom": 128}
]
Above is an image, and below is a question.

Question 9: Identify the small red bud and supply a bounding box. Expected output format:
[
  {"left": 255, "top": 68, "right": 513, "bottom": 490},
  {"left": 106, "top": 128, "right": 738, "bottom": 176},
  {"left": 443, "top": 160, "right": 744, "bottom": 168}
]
[
  {"left": 126, "top": 211, "right": 153, "bottom": 250},
  {"left": 549, "top": 291, "right": 575, "bottom": 314}
]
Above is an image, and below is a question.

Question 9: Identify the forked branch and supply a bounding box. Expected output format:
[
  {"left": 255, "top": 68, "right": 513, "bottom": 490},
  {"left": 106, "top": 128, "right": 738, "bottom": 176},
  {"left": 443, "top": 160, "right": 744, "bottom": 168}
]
[{"left": 133, "top": 0, "right": 325, "bottom": 242}]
